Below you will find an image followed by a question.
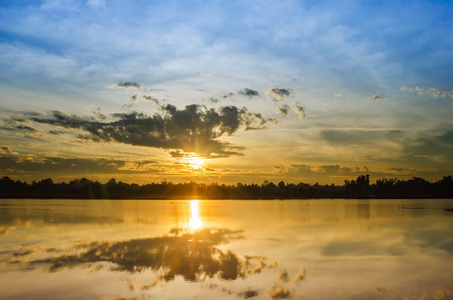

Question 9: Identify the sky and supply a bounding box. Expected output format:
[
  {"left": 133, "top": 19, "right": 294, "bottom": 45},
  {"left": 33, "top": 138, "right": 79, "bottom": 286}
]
[{"left": 1, "top": 0, "right": 453, "bottom": 185}]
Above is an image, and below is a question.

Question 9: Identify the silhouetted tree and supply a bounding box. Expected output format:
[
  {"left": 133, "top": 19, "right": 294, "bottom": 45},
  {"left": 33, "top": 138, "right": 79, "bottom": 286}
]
[{"left": 1, "top": 174, "right": 453, "bottom": 199}]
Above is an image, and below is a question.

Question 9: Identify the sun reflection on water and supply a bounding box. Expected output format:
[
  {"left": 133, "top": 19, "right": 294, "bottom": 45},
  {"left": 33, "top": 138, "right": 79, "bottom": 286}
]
[{"left": 189, "top": 200, "right": 202, "bottom": 230}]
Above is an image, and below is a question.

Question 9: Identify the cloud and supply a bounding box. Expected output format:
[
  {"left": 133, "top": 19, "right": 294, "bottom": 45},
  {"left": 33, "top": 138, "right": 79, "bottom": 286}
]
[
  {"left": 321, "top": 240, "right": 397, "bottom": 256},
  {"left": 385, "top": 167, "right": 415, "bottom": 175},
  {"left": 401, "top": 86, "right": 453, "bottom": 98},
  {"left": 274, "top": 164, "right": 286, "bottom": 173},
  {"left": 278, "top": 104, "right": 305, "bottom": 119},
  {"left": 368, "top": 94, "right": 389, "bottom": 101},
  {"left": 1, "top": 146, "right": 16, "bottom": 155},
  {"left": 319, "top": 165, "right": 340, "bottom": 173},
  {"left": 48, "top": 129, "right": 65, "bottom": 135},
  {"left": 0, "top": 227, "right": 12, "bottom": 235},
  {"left": 0, "top": 155, "right": 158, "bottom": 175},
  {"left": 16, "top": 125, "right": 40, "bottom": 132},
  {"left": 287, "top": 164, "right": 312, "bottom": 174},
  {"left": 237, "top": 289, "right": 259, "bottom": 299},
  {"left": 107, "top": 82, "right": 143, "bottom": 89},
  {"left": 221, "top": 93, "right": 234, "bottom": 98},
  {"left": 320, "top": 130, "right": 403, "bottom": 145},
  {"left": 169, "top": 150, "right": 186, "bottom": 158},
  {"left": 118, "top": 82, "right": 142, "bottom": 88},
  {"left": 278, "top": 105, "right": 290, "bottom": 117},
  {"left": 267, "top": 285, "right": 293, "bottom": 300},
  {"left": 142, "top": 95, "right": 162, "bottom": 108},
  {"left": 266, "top": 88, "right": 294, "bottom": 102},
  {"left": 238, "top": 88, "right": 259, "bottom": 97},
  {"left": 15, "top": 125, "right": 44, "bottom": 136},
  {"left": 130, "top": 94, "right": 139, "bottom": 103},
  {"left": 291, "top": 104, "right": 306, "bottom": 119},
  {"left": 321, "top": 130, "right": 364, "bottom": 145},
  {"left": 207, "top": 97, "right": 219, "bottom": 103},
  {"left": 285, "top": 164, "right": 370, "bottom": 176},
  {"left": 402, "top": 131, "right": 453, "bottom": 163},
  {"left": 30, "top": 228, "right": 272, "bottom": 281},
  {"left": 29, "top": 105, "right": 276, "bottom": 158}
]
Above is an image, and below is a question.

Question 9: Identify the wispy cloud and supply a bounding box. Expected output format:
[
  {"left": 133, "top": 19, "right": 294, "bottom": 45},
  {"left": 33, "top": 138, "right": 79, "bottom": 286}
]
[
  {"left": 16, "top": 125, "right": 40, "bottom": 132},
  {"left": 1, "top": 146, "right": 16, "bottom": 155},
  {"left": 368, "top": 94, "right": 389, "bottom": 101},
  {"left": 401, "top": 86, "right": 453, "bottom": 98},
  {"left": 15, "top": 125, "right": 44, "bottom": 136},
  {"left": 221, "top": 93, "right": 234, "bottom": 99}
]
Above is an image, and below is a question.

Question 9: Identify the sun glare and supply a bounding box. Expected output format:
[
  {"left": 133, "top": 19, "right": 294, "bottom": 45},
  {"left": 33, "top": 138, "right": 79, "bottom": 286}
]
[
  {"left": 187, "top": 157, "right": 204, "bottom": 169},
  {"left": 189, "top": 200, "right": 202, "bottom": 230}
]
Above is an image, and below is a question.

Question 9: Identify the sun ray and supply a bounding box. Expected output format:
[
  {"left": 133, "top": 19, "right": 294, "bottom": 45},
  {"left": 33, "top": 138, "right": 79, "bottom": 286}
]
[{"left": 187, "top": 157, "right": 204, "bottom": 169}]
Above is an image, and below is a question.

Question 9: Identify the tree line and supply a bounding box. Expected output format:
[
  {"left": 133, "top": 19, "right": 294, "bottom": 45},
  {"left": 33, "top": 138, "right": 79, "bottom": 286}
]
[{"left": 0, "top": 175, "right": 452, "bottom": 199}]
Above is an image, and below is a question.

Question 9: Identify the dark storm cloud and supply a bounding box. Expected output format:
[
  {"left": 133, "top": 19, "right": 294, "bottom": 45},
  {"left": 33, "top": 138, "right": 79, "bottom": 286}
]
[
  {"left": 238, "top": 88, "right": 259, "bottom": 97},
  {"left": 117, "top": 81, "right": 142, "bottom": 88},
  {"left": 30, "top": 105, "right": 276, "bottom": 157},
  {"left": 368, "top": 95, "right": 389, "bottom": 101},
  {"left": 266, "top": 88, "right": 293, "bottom": 102}
]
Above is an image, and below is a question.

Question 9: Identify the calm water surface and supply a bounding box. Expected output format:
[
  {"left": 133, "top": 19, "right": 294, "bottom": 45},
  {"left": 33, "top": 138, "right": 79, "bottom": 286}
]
[{"left": 1, "top": 199, "right": 452, "bottom": 299}]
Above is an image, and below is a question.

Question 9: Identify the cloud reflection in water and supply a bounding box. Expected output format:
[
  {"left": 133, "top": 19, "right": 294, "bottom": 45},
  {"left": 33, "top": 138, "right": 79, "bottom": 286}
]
[{"left": 31, "top": 228, "right": 276, "bottom": 284}]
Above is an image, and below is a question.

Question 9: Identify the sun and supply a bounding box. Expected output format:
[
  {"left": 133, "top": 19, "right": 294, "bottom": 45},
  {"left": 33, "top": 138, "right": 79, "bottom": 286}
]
[{"left": 187, "top": 157, "right": 204, "bottom": 169}]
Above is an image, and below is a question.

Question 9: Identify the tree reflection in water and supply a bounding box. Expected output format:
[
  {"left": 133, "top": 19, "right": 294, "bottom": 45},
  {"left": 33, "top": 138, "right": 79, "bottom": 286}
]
[{"left": 31, "top": 228, "right": 275, "bottom": 283}]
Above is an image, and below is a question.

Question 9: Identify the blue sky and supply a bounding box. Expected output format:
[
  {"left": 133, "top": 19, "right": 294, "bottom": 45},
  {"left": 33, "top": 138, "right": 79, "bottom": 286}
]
[{"left": 1, "top": 0, "right": 453, "bottom": 184}]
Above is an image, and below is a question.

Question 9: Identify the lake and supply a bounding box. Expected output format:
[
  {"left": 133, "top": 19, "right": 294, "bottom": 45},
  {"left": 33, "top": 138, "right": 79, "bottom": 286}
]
[{"left": 1, "top": 199, "right": 452, "bottom": 299}]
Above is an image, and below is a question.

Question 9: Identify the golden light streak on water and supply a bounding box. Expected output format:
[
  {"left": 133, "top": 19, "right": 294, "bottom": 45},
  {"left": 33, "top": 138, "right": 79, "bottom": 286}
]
[{"left": 189, "top": 199, "right": 202, "bottom": 230}]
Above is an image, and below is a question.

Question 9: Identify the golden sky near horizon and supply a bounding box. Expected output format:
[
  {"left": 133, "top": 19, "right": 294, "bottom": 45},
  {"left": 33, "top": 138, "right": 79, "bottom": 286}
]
[{"left": 1, "top": 0, "right": 453, "bottom": 185}]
